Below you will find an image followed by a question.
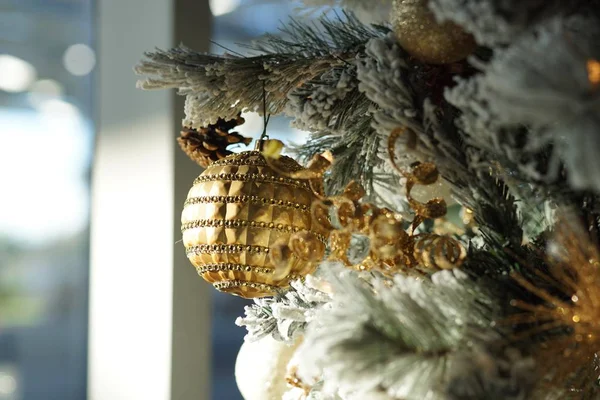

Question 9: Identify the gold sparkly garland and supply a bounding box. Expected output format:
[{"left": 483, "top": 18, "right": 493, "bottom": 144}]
[
  {"left": 286, "top": 364, "right": 312, "bottom": 396},
  {"left": 261, "top": 137, "right": 466, "bottom": 276}
]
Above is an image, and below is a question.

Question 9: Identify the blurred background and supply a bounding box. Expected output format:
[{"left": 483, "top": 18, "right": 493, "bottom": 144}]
[{"left": 0, "top": 0, "right": 319, "bottom": 399}]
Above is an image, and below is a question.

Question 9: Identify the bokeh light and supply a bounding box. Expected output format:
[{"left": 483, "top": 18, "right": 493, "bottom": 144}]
[
  {"left": 28, "top": 79, "right": 64, "bottom": 108},
  {"left": 63, "top": 44, "right": 96, "bottom": 76},
  {"left": 0, "top": 54, "right": 36, "bottom": 93}
]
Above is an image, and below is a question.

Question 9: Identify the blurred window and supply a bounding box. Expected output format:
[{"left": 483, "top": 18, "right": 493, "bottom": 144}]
[{"left": 0, "top": 1, "right": 94, "bottom": 399}]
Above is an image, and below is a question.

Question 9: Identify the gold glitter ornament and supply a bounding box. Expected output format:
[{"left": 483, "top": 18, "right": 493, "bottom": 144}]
[
  {"left": 509, "top": 218, "right": 600, "bottom": 393},
  {"left": 392, "top": 0, "right": 476, "bottom": 64},
  {"left": 181, "top": 150, "right": 328, "bottom": 298}
]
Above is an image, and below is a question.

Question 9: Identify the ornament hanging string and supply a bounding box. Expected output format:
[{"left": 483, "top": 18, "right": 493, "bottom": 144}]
[{"left": 257, "top": 79, "right": 271, "bottom": 149}]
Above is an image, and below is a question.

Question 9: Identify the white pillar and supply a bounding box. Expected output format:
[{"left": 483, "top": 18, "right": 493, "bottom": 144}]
[{"left": 89, "top": 1, "right": 211, "bottom": 399}]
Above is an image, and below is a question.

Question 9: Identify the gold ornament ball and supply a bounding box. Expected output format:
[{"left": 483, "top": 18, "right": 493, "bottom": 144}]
[
  {"left": 181, "top": 151, "right": 328, "bottom": 298},
  {"left": 392, "top": 0, "right": 476, "bottom": 64}
]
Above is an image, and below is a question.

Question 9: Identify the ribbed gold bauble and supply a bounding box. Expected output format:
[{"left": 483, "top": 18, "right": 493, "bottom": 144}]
[
  {"left": 181, "top": 151, "right": 328, "bottom": 298},
  {"left": 392, "top": 0, "right": 476, "bottom": 64}
]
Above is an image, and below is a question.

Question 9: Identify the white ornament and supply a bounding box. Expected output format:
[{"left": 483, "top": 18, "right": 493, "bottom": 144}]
[
  {"left": 235, "top": 336, "right": 301, "bottom": 400},
  {"left": 283, "top": 387, "right": 307, "bottom": 400}
]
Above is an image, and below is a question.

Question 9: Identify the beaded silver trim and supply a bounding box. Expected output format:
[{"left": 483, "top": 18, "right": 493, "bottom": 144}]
[
  {"left": 211, "top": 275, "right": 301, "bottom": 292},
  {"left": 185, "top": 244, "right": 270, "bottom": 255},
  {"left": 207, "top": 151, "right": 267, "bottom": 168},
  {"left": 213, "top": 280, "right": 279, "bottom": 292},
  {"left": 181, "top": 219, "right": 328, "bottom": 244},
  {"left": 192, "top": 172, "right": 310, "bottom": 191},
  {"left": 196, "top": 263, "right": 274, "bottom": 275}
]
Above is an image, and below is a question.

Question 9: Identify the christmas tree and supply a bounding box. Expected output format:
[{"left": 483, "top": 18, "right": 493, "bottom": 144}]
[{"left": 135, "top": 0, "right": 600, "bottom": 398}]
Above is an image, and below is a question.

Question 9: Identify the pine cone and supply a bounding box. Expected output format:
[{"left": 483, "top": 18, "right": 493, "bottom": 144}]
[{"left": 178, "top": 114, "right": 252, "bottom": 168}]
